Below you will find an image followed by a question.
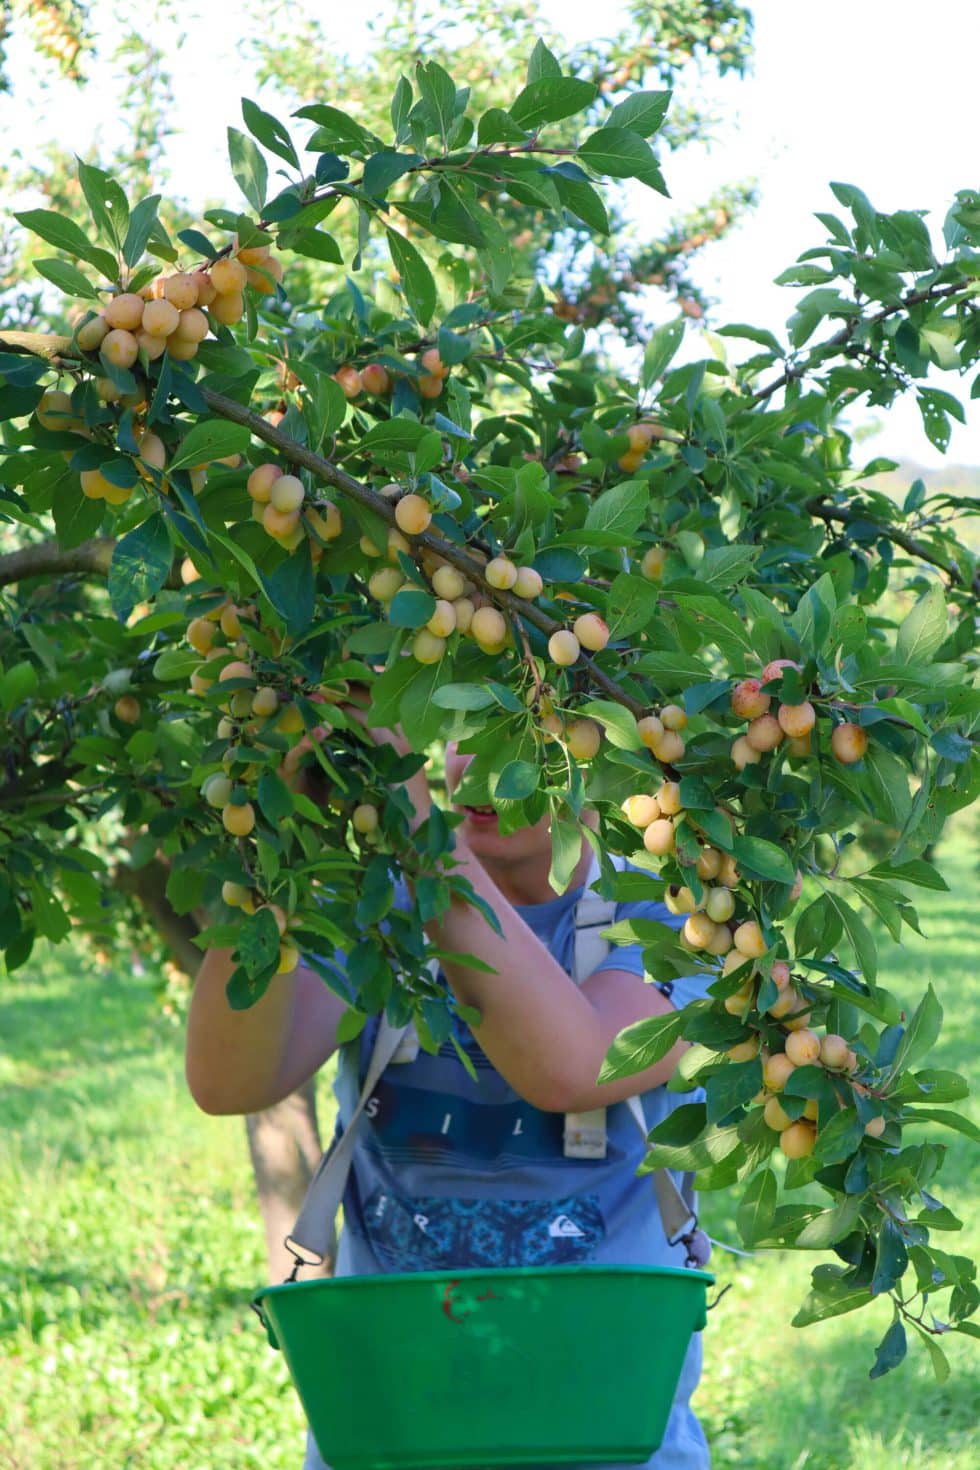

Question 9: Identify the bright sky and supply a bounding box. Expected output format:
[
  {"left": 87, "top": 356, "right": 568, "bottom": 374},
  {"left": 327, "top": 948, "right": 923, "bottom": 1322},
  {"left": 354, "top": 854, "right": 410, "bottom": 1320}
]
[{"left": 9, "top": 0, "right": 979, "bottom": 468}]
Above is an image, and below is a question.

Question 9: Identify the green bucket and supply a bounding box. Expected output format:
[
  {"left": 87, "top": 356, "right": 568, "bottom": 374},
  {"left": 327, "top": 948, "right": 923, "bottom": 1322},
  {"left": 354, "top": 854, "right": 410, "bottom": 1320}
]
[{"left": 252, "top": 1263, "right": 713, "bottom": 1470}]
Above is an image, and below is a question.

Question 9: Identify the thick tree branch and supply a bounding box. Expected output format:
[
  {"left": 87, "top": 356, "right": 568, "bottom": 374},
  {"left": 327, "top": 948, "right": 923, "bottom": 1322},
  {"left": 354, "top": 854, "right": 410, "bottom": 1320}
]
[
  {"left": 0, "top": 536, "right": 115, "bottom": 589},
  {"left": 806, "top": 497, "right": 979, "bottom": 596}
]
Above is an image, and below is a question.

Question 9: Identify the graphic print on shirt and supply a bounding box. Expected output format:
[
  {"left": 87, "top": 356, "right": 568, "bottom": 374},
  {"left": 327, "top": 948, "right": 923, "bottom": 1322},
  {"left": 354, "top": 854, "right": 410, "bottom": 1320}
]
[{"left": 358, "top": 1186, "right": 605, "bottom": 1270}]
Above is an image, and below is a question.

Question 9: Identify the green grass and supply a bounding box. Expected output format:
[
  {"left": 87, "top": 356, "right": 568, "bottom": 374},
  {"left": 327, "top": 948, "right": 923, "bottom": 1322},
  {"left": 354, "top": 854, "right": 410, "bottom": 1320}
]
[{"left": 1, "top": 822, "right": 977, "bottom": 1469}]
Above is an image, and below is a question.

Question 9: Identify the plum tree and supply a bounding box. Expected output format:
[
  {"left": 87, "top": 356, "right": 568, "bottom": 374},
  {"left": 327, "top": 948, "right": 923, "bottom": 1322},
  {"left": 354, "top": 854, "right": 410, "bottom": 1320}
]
[{"left": 1, "top": 43, "right": 977, "bottom": 1381}]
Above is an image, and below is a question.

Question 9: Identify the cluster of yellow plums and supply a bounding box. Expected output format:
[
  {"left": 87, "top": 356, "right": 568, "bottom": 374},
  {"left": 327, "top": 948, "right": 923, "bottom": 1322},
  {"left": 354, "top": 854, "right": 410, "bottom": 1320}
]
[
  {"left": 333, "top": 346, "right": 450, "bottom": 402},
  {"left": 246, "top": 463, "right": 344, "bottom": 557},
  {"left": 730, "top": 659, "right": 869, "bottom": 770},
  {"left": 217, "top": 891, "right": 300, "bottom": 975}
]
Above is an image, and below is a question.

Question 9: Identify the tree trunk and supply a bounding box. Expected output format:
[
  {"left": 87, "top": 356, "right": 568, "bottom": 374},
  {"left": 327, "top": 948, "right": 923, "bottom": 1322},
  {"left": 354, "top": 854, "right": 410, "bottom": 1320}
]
[{"left": 113, "top": 849, "right": 329, "bottom": 1282}]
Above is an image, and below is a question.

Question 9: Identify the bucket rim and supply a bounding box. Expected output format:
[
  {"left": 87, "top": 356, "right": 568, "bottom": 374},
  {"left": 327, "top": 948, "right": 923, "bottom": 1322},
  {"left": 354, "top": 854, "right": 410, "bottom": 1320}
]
[{"left": 252, "top": 1261, "right": 715, "bottom": 1307}]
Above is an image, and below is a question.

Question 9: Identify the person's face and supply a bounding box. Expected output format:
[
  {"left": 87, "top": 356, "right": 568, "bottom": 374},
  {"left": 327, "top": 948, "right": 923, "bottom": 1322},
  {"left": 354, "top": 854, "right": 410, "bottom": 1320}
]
[{"left": 443, "top": 741, "right": 553, "bottom": 866}]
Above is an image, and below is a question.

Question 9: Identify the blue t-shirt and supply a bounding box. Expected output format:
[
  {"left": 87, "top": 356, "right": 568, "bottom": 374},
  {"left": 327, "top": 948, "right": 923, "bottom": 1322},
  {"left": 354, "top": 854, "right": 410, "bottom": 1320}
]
[{"left": 304, "top": 872, "right": 712, "bottom": 1470}]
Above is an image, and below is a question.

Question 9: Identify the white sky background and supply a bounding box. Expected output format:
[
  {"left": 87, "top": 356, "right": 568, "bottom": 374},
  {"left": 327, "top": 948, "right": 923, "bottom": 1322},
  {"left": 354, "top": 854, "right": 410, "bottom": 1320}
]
[{"left": 6, "top": 0, "right": 978, "bottom": 468}]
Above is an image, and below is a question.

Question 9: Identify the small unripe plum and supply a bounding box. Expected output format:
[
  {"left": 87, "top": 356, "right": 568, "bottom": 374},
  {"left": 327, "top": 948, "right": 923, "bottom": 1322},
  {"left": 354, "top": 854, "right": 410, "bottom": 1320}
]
[
  {"left": 636, "top": 715, "right": 664, "bottom": 749},
  {"left": 137, "top": 431, "right": 167, "bottom": 472},
  {"left": 211, "top": 257, "right": 246, "bottom": 294},
  {"left": 664, "top": 885, "right": 698, "bottom": 915},
  {"left": 622, "top": 793, "right": 661, "bottom": 828},
  {"left": 566, "top": 718, "right": 601, "bottom": 760},
  {"left": 427, "top": 599, "right": 457, "bottom": 638},
  {"left": 640, "top": 546, "right": 667, "bottom": 581},
  {"left": 696, "top": 846, "right": 722, "bottom": 880},
  {"left": 140, "top": 298, "right": 180, "bottom": 337},
  {"left": 276, "top": 703, "right": 305, "bottom": 735},
  {"left": 705, "top": 887, "right": 735, "bottom": 923},
  {"left": 513, "top": 566, "right": 543, "bottom": 599},
  {"left": 763, "top": 1095, "right": 793, "bottom": 1132},
  {"left": 218, "top": 659, "right": 253, "bottom": 684},
  {"left": 360, "top": 533, "right": 383, "bottom": 558},
  {"left": 135, "top": 330, "right": 167, "bottom": 361},
  {"left": 761, "top": 658, "right": 802, "bottom": 685},
  {"left": 189, "top": 670, "right": 213, "bottom": 697},
  {"left": 104, "top": 293, "right": 145, "bottom": 330},
  {"left": 166, "top": 337, "right": 199, "bottom": 362},
  {"left": 779, "top": 1121, "right": 816, "bottom": 1159},
  {"left": 718, "top": 855, "right": 740, "bottom": 888},
  {"left": 236, "top": 240, "right": 271, "bottom": 266},
  {"left": 95, "top": 376, "right": 122, "bottom": 402},
  {"left": 831, "top": 723, "right": 868, "bottom": 764},
  {"left": 787, "top": 732, "right": 812, "bottom": 757},
  {"left": 174, "top": 307, "right": 209, "bottom": 344},
  {"left": 307, "top": 503, "right": 342, "bottom": 543},
  {"left": 548, "top": 630, "right": 580, "bottom": 666},
  {"left": 352, "top": 803, "right": 380, "bottom": 834},
  {"left": 210, "top": 290, "right": 245, "bottom": 325},
  {"left": 626, "top": 422, "right": 655, "bottom": 452},
  {"left": 387, "top": 527, "right": 411, "bottom": 562},
  {"left": 222, "top": 801, "right": 255, "bottom": 836},
  {"left": 247, "top": 463, "right": 280, "bottom": 503},
  {"left": 651, "top": 728, "right": 685, "bottom": 764},
  {"left": 770, "top": 960, "right": 791, "bottom": 990},
  {"left": 80, "top": 468, "right": 111, "bottom": 499},
  {"left": 704, "top": 924, "right": 733, "bottom": 956},
  {"left": 418, "top": 373, "right": 445, "bottom": 399},
  {"left": 486, "top": 556, "right": 518, "bottom": 590},
  {"left": 642, "top": 818, "right": 675, "bottom": 856},
  {"left": 656, "top": 781, "right": 682, "bottom": 815},
  {"left": 221, "top": 880, "right": 250, "bottom": 907},
  {"left": 368, "top": 567, "right": 405, "bottom": 603},
  {"left": 421, "top": 346, "right": 448, "bottom": 378},
  {"left": 767, "top": 985, "right": 801, "bottom": 1020},
  {"left": 573, "top": 613, "right": 609, "bottom": 651},
  {"left": 270, "top": 475, "right": 305, "bottom": 512},
  {"left": 785, "top": 1029, "right": 821, "bottom": 1067},
  {"left": 194, "top": 271, "right": 217, "bottom": 306},
  {"left": 361, "top": 363, "right": 391, "bottom": 395},
  {"left": 763, "top": 1052, "right": 796, "bottom": 1092},
  {"left": 413, "top": 629, "right": 447, "bottom": 664},
  {"left": 164, "top": 273, "right": 199, "bottom": 310},
  {"left": 777, "top": 701, "right": 816, "bottom": 738},
  {"left": 263, "top": 503, "right": 301, "bottom": 539},
  {"left": 76, "top": 314, "right": 109, "bottom": 351},
  {"left": 394, "top": 494, "right": 432, "bottom": 536},
  {"left": 723, "top": 980, "right": 753, "bottom": 1015},
  {"left": 819, "top": 1033, "right": 850, "bottom": 1070},
  {"left": 453, "top": 597, "right": 475, "bottom": 635},
  {"left": 102, "top": 328, "right": 139, "bottom": 368},
  {"left": 746, "top": 714, "right": 784, "bottom": 753},
  {"left": 334, "top": 364, "right": 363, "bottom": 398},
  {"left": 277, "top": 944, "right": 300, "bottom": 975},
  {"left": 723, "top": 950, "right": 751, "bottom": 977},
  {"left": 731, "top": 678, "right": 771, "bottom": 719},
  {"left": 252, "top": 686, "right": 279, "bottom": 718},
  {"left": 733, "top": 920, "right": 766, "bottom": 958},
  {"left": 432, "top": 565, "right": 466, "bottom": 601},
  {"left": 731, "top": 735, "right": 762, "bottom": 770},
  {"left": 683, "top": 912, "right": 718, "bottom": 950},
  {"left": 203, "top": 773, "right": 233, "bottom": 808},
  {"left": 727, "top": 1035, "right": 760, "bottom": 1063},
  {"left": 36, "top": 389, "right": 80, "bottom": 432},
  {"left": 471, "top": 606, "right": 508, "bottom": 650},
  {"left": 864, "top": 1116, "right": 887, "bottom": 1138},
  {"left": 114, "top": 694, "right": 140, "bottom": 724},
  {"left": 246, "top": 257, "right": 283, "bottom": 293},
  {"left": 186, "top": 617, "right": 215, "bottom": 654},
  {"left": 617, "top": 449, "right": 644, "bottom": 473},
  {"left": 660, "top": 704, "right": 687, "bottom": 731}
]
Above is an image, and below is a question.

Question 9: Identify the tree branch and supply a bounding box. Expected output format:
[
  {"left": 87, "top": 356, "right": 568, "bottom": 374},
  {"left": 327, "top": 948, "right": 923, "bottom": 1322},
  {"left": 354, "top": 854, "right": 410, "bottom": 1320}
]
[
  {"left": 0, "top": 536, "right": 115, "bottom": 589},
  {"left": 806, "top": 497, "right": 979, "bottom": 596}
]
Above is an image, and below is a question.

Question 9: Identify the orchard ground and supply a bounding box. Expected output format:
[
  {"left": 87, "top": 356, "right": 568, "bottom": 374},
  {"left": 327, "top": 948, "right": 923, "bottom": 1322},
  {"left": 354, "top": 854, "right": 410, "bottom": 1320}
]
[{"left": 1, "top": 815, "right": 977, "bottom": 1470}]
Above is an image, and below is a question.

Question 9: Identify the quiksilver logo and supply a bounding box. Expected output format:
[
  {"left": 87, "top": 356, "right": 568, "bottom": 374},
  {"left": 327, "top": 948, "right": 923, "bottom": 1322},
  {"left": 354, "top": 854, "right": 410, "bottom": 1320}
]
[{"left": 548, "top": 1214, "right": 585, "bottom": 1238}]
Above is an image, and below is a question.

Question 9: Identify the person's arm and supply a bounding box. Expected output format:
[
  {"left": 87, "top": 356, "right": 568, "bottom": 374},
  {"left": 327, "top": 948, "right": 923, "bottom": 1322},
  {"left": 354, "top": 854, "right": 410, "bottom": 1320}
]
[
  {"left": 185, "top": 947, "right": 348, "bottom": 1115},
  {"left": 431, "top": 836, "right": 689, "bottom": 1112}
]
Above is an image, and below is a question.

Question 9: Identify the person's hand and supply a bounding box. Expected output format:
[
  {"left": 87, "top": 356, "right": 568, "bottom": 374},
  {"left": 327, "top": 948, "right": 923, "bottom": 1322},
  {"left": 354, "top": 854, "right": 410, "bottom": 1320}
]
[{"left": 340, "top": 690, "right": 432, "bottom": 832}]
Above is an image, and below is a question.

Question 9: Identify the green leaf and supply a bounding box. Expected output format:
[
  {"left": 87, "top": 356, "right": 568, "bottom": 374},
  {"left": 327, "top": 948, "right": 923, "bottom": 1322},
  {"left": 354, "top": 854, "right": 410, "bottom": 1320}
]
[
  {"left": 16, "top": 208, "right": 116, "bottom": 278},
  {"left": 121, "top": 195, "right": 163, "bottom": 268},
  {"left": 642, "top": 318, "right": 684, "bottom": 388},
  {"left": 912, "top": 1321, "right": 951, "bottom": 1384},
  {"left": 895, "top": 583, "right": 948, "bottom": 665},
  {"left": 431, "top": 683, "right": 495, "bottom": 711},
  {"left": 386, "top": 228, "right": 437, "bottom": 325},
  {"left": 263, "top": 543, "right": 315, "bottom": 635},
  {"left": 731, "top": 835, "right": 796, "bottom": 884},
  {"left": 577, "top": 128, "right": 667, "bottom": 191},
  {"left": 34, "top": 257, "right": 100, "bottom": 300},
  {"left": 823, "top": 890, "right": 878, "bottom": 984},
  {"left": 736, "top": 1167, "right": 777, "bottom": 1247},
  {"left": 598, "top": 1010, "right": 687, "bottom": 1083},
  {"left": 888, "top": 984, "right": 942, "bottom": 1076},
  {"left": 416, "top": 59, "right": 457, "bottom": 141},
  {"left": 606, "top": 90, "right": 672, "bottom": 138},
  {"left": 583, "top": 479, "right": 650, "bottom": 538},
  {"left": 286, "top": 228, "right": 343, "bottom": 264},
  {"left": 704, "top": 1059, "right": 763, "bottom": 1124},
  {"left": 869, "top": 859, "right": 948, "bottom": 892},
  {"left": 477, "top": 107, "right": 531, "bottom": 145},
  {"left": 388, "top": 588, "right": 437, "bottom": 628},
  {"left": 227, "top": 126, "right": 268, "bottom": 213},
  {"left": 549, "top": 171, "right": 610, "bottom": 234},
  {"left": 363, "top": 149, "right": 423, "bottom": 197},
  {"left": 493, "top": 760, "right": 540, "bottom": 801},
  {"left": 527, "top": 39, "right": 561, "bottom": 82},
  {"left": 869, "top": 1317, "right": 907, "bottom": 1379},
  {"left": 239, "top": 908, "right": 281, "bottom": 979},
  {"left": 901, "top": 1108, "right": 980, "bottom": 1144},
  {"left": 795, "top": 1196, "right": 864, "bottom": 1249},
  {"left": 169, "top": 421, "right": 251, "bottom": 471},
  {"left": 52, "top": 473, "right": 105, "bottom": 549},
  {"left": 258, "top": 770, "right": 294, "bottom": 825},
  {"left": 242, "top": 97, "right": 300, "bottom": 168},
  {"left": 107, "top": 514, "right": 173, "bottom": 622},
  {"left": 604, "top": 573, "right": 660, "bottom": 640},
  {"left": 0, "top": 660, "right": 38, "bottom": 710},
  {"left": 792, "top": 1265, "right": 871, "bottom": 1326},
  {"left": 336, "top": 1008, "right": 368, "bottom": 1044},
  {"left": 577, "top": 699, "right": 642, "bottom": 751},
  {"left": 509, "top": 77, "right": 597, "bottom": 129}
]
